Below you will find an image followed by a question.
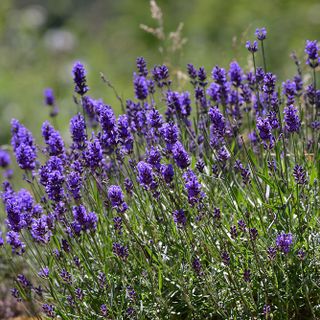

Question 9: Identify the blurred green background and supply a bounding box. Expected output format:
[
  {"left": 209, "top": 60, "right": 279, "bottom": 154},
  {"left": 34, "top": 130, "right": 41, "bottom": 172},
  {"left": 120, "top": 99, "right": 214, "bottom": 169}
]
[{"left": 0, "top": 0, "right": 320, "bottom": 144}]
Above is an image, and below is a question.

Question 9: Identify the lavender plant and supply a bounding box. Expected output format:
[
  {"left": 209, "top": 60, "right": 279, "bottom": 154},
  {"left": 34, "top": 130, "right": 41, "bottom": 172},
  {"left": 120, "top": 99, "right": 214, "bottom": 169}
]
[{"left": 1, "top": 29, "right": 320, "bottom": 319}]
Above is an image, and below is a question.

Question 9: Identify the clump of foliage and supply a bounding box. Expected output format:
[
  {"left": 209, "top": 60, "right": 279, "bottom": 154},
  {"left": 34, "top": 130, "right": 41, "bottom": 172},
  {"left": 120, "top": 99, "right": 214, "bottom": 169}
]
[{"left": 0, "top": 28, "right": 320, "bottom": 319}]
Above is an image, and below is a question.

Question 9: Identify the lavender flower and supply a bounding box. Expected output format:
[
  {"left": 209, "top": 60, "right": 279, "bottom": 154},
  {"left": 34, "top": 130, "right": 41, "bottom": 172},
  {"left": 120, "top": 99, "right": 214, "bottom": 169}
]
[
  {"left": 276, "top": 233, "right": 293, "bottom": 254},
  {"left": 137, "top": 161, "right": 155, "bottom": 189},
  {"left": 11, "top": 119, "right": 37, "bottom": 170},
  {"left": 160, "top": 122, "right": 179, "bottom": 149},
  {"left": 0, "top": 149, "right": 10, "bottom": 168},
  {"left": 152, "top": 65, "right": 171, "bottom": 87},
  {"left": 187, "top": 63, "right": 197, "bottom": 84},
  {"left": 284, "top": 105, "right": 301, "bottom": 133},
  {"left": 31, "top": 215, "right": 52, "bottom": 244},
  {"left": 161, "top": 164, "right": 174, "bottom": 184},
  {"left": 112, "top": 242, "right": 129, "bottom": 260},
  {"left": 263, "top": 73, "right": 277, "bottom": 95},
  {"left": 246, "top": 40, "right": 258, "bottom": 53},
  {"left": 72, "top": 61, "right": 89, "bottom": 95},
  {"left": 72, "top": 205, "right": 98, "bottom": 233},
  {"left": 198, "top": 67, "right": 207, "bottom": 87},
  {"left": 108, "top": 185, "right": 128, "bottom": 213},
  {"left": 6, "top": 231, "right": 25, "bottom": 255},
  {"left": 267, "top": 246, "right": 277, "bottom": 261},
  {"left": 42, "top": 304, "right": 55, "bottom": 318},
  {"left": 255, "top": 27, "right": 267, "bottom": 41},
  {"left": 256, "top": 117, "right": 272, "bottom": 141},
  {"left": 44, "top": 88, "right": 58, "bottom": 116},
  {"left": 70, "top": 113, "right": 87, "bottom": 149},
  {"left": 305, "top": 40, "right": 319, "bottom": 68},
  {"left": 293, "top": 165, "right": 308, "bottom": 185},
  {"left": 192, "top": 257, "right": 203, "bottom": 276},
  {"left": 134, "top": 74, "right": 148, "bottom": 100},
  {"left": 84, "top": 138, "right": 103, "bottom": 169},
  {"left": 66, "top": 171, "right": 82, "bottom": 200},
  {"left": 229, "top": 61, "right": 243, "bottom": 87},
  {"left": 38, "top": 267, "right": 50, "bottom": 279},
  {"left": 124, "top": 178, "right": 134, "bottom": 195},
  {"left": 100, "top": 304, "right": 108, "bottom": 317},
  {"left": 172, "top": 209, "right": 187, "bottom": 228},
  {"left": 208, "top": 106, "right": 225, "bottom": 135},
  {"left": 60, "top": 268, "right": 72, "bottom": 284},
  {"left": 172, "top": 142, "right": 190, "bottom": 169},
  {"left": 41, "top": 121, "right": 65, "bottom": 157},
  {"left": 183, "top": 170, "right": 205, "bottom": 206},
  {"left": 136, "top": 56, "right": 148, "bottom": 76}
]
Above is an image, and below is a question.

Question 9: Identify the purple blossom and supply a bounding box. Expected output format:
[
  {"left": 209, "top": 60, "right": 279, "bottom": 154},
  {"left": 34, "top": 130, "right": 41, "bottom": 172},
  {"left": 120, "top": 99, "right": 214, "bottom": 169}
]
[
  {"left": 147, "top": 108, "right": 163, "bottom": 129},
  {"left": 117, "top": 115, "right": 133, "bottom": 153},
  {"left": 161, "top": 164, "right": 174, "bottom": 184},
  {"left": 42, "top": 304, "right": 55, "bottom": 318},
  {"left": 152, "top": 65, "right": 171, "bottom": 87},
  {"left": 172, "top": 142, "right": 190, "bottom": 169},
  {"left": 305, "top": 40, "right": 319, "bottom": 68},
  {"left": 44, "top": 88, "right": 58, "bottom": 116},
  {"left": 255, "top": 27, "right": 267, "bottom": 41},
  {"left": 108, "top": 185, "right": 128, "bottom": 213},
  {"left": 38, "top": 267, "right": 50, "bottom": 279},
  {"left": 17, "top": 274, "right": 32, "bottom": 288},
  {"left": 124, "top": 178, "right": 134, "bottom": 195},
  {"left": 72, "top": 61, "right": 89, "bottom": 95},
  {"left": 160, "top": 122, "right": 179, "bottom": 149},
  {"left": 246, "top": 40, "right": 258, "bottom": 53},
  {"left": 11, "top": 119, "right": 37, "bottom": 170},
  {"left": 197, "top": 67, "right": 207, "bottom": 87},
  {"left": 208, "top": 107, "right": 226, "bottom": 135},
  {"left": 183, "top": 169, "right": 205, "bottom": 206},
  {"left": 284, "top": 105, "right": 301, "bottom": 133},
  {"left": 276, "top": 233, "right": 293, "bottom": 254},
  {"left": 217, "top": 146, "right": 230, "bottom": 162},
  {"left": 187, "top": 63, "right": 197, "bottom": 82},
  {"left": 41, "top": 121, "right": 65, "bottom": 157},
  {"left": 134, "top": 73, "right": 148, "bottom": 100},
  {"left": 70, "top": 113, "right": 87, "bottom": 149},
  {"left": 84, "top": 138, "right": 103, "bottom": 169},
  {"left": 137, "top": 161, "right": 156, "bottom": 189},
  {"left": 293, "top": 165, "right": 308, "bottom": 185},
  {"left": 100, "top": 304, "right": 108, "bottom": 317},
  {"left": 263, "top": 73, "right": 277, "bottom": 95},
  {"left": 192, "top": 257, "right": 203, "bottom": 276},
  {"left": 60, "top": 268, "right": 72, "bottom": 284},
  {"left": 113, "top": 216, "right": 123, "bottom": 234},
  {"left": 0, "top": 149, "right": 10, "bottom": 168},
  {"left": 72, "top": 205, "right": 98, "bottom": 233},
  {"left": 229, "top": 61, "right": 243, "bottom": 87},
  {"left": 172, "top": 209, "right": 187, "bottom": 228},
  {"left": 75, "top": 288, "right": 84, "bottom": 300},
  {"left": 112, "top": 242, "right": 129, "bottom": 260},
  {"left": 66, "top": 171, "right": 82, "bottom": 200},
  {"left": 256, "top": 117, "right": 272, "bottom": 141},
  {"left": 146, "top": 146, "right": 162, "bottom": 170},
  {"left": 31, "top": 215, "right": 52, "bottom": 244},
  {"left": 6, "top": 231, "right": 25, "bottom": 255},
  {"left": 136, "top": 56, "right": 148, "bottom": 77}
]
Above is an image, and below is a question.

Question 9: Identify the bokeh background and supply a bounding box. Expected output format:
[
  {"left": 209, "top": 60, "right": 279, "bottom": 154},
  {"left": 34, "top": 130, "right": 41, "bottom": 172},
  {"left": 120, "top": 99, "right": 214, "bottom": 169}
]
[{"left": 1, "top": 0, "right": 320, "bottom": 144}]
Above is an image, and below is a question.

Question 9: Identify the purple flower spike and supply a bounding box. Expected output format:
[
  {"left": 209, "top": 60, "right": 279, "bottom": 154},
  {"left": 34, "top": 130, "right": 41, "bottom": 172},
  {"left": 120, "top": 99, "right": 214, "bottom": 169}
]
[
  {"left": 108, "top": 185, "right": 128, "bottom": 213},
  {"left": 255, "top": 27, "right": 267, "bottom": 41},
  {"left": 246, "top": 40, "right": 258, "bottom": 53},
  {"left": 72, "top": 61, "right": 89, "bottom": 95},
  {"left": 276, "top": 232, "right": 293, "bottom": 254}
]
